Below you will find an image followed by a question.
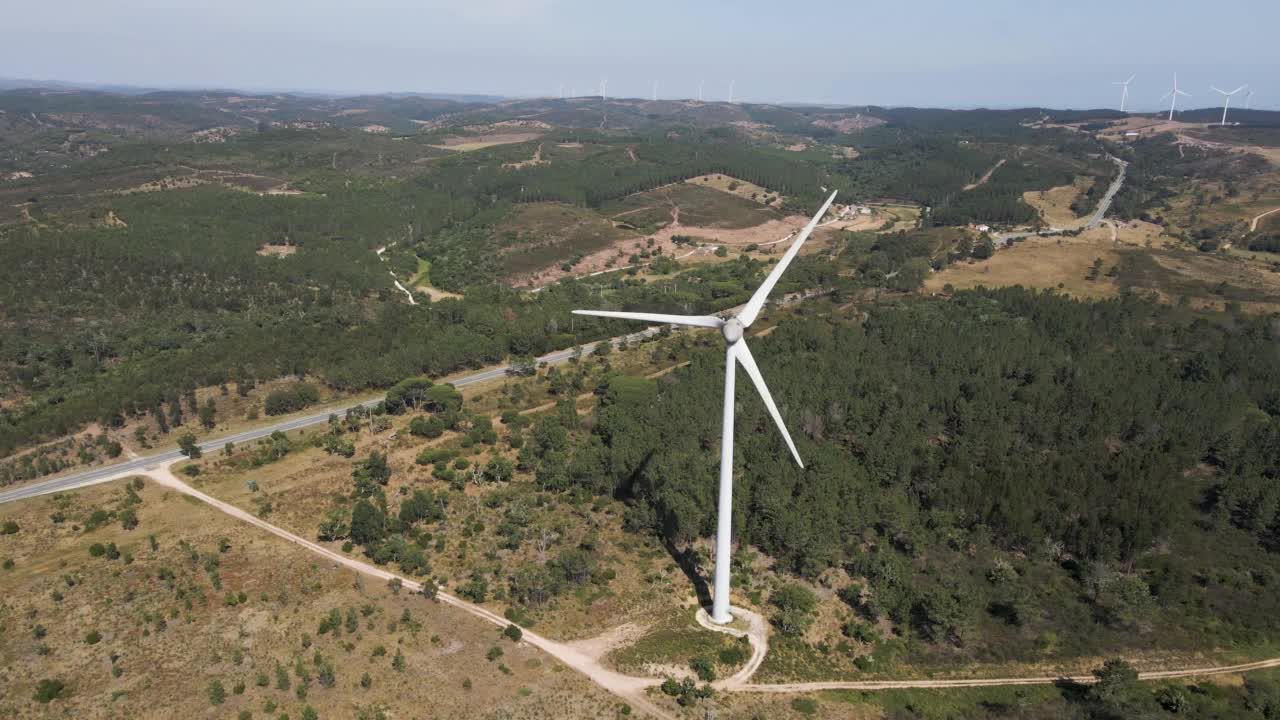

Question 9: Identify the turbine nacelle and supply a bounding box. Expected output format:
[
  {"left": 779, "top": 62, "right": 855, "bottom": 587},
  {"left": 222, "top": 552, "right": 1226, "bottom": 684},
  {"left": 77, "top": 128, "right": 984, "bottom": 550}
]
[{"left": 721, "top": 318, "right": 744, "bottom": 344}]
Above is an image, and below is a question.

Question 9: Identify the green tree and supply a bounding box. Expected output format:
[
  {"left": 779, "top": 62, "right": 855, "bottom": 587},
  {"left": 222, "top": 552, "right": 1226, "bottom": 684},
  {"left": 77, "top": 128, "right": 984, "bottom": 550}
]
[
  {"left": 177, "top": 432, "right": 201, "bottom": 458},
  {"left": 349, "top": 499, "right": 386, "bottom": 546}
]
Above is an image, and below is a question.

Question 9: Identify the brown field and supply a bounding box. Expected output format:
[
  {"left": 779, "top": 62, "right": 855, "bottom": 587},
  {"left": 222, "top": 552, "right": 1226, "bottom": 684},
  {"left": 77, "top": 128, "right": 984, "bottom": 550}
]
[
  {"left": 685, "top": 174, "right": 784, "bottom": 207},
  {"left": 926, "top": 221, "right": 1280, "bottom": 312},
  {"left": 498, "top": 202, "right": 640, "bottom": 282},
  {"left": 429, "top": 133, "right": 544, "bottom": 152},
  {"left": 1022, "top": 176, "right": 1092, "bottom": 228},
  {"left": 924, "top": 229, "right": 1127, "bottom": 300},
  {"left": 256, "top": 243, "right": 298, "bottom": 257},
  {"left": 0, "top": 481, "right": 621, "bottom": 720}
]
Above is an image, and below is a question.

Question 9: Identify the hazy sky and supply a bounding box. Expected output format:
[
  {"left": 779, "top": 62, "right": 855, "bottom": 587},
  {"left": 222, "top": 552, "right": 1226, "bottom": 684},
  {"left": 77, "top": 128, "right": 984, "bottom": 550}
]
[{"left": 3, "top": 0, "right": 1277, "bottom": 110}]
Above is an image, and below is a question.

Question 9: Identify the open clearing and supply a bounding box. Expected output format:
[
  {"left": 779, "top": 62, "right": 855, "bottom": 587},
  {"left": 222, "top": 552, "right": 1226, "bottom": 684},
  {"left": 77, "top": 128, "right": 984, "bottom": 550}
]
[
  {"left": 1022, "top": 176, "right": 1092, "bottom": 228},
  {"left": 0, "top": 480, "right": 620, "bottom": 720},
  {"left": 684, "top": 174, "right": 785, "bottom": 207},
  {"left": 429, "top": 133, "right": 544, "bottom": 152},
  {"left": 605, "top": 183, "right": 783, "bottom": 233},
  {"left": 925, "top": 228, "right": 1130, "bottom": 300},
  {"left": 498, "top": 202, "right": 641, "bottom": 281}
]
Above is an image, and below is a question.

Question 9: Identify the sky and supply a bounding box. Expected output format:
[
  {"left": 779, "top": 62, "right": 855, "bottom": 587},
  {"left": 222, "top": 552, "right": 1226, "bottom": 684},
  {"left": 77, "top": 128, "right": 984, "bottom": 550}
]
[{"left": 3, "top": 0, "right": 1277, "bottom": 110}]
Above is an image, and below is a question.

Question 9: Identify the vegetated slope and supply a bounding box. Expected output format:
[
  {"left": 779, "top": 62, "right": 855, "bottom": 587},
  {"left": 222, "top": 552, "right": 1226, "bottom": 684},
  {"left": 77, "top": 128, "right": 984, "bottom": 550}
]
[
  {"left": 0, "top": 479, "right": 621, "bottom": 719},
  {"left": 557, "top": 289, "right": 1280, "bottom": 672}
]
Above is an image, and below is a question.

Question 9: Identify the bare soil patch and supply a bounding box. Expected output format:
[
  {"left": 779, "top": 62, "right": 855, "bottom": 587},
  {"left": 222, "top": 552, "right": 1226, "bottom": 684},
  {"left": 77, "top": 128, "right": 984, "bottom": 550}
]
[
  {"left": 256, "top": 243, "right": 298, "bottom": 257},
  {"left": 430, "top": 133, "right": 544, "bottom": 152}
]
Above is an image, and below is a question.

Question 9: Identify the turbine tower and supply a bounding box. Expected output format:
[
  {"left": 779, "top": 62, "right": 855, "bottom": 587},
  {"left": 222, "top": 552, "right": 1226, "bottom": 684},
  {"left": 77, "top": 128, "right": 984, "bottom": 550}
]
[
  {"left": 1211, "top": 84, "right": 1247, "bottom": 125},
  {"left": 573, "top": 191, "right": 838, "bottom": 624},
  {"left": 599, "top": 78, "right": 608, "bottom": 100},
  {"left": 699, "top": 79, "right": 705, "bottom": 102},
  {"left": 1245, "top": 89, "right": 1254, "bottom": 110},
  {"left": 729, "top": 79, "right": 736, "bottom": 104},
  {"left": 1161, "top": 73, "right": 1190, "bottom": 121},
  {"left": 1113, "top": 74, "right": 1135, "bottom": 112}
]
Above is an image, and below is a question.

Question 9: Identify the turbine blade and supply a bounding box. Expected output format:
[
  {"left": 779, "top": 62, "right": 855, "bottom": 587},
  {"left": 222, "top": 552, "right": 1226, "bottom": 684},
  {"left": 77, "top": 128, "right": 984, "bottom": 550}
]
[
  {"left": 1177, "top": 89, "right": 1191, "bottom": 97},
  {"left": 1160, "top": 91, "right": 1172, "bottom": 101},
  {"left": 732, "top": 341, "right": 803, "bottom": 468},
  {"left": 571, "top": 309, "right": 723, "bottom": 329},
  {"left": 1126, "top": 74, "right": 1136, "bottom": 84},
  {"left": 736, "top": 190, "right": 837, "bottom": 328}
]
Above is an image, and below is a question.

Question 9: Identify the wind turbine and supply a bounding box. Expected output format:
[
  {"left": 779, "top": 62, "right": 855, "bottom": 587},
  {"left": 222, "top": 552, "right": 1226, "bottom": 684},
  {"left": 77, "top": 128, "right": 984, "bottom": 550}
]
[
  {"left": 599, "top": 78, "right": 608, "bottom": 100},
  {"left": 1161, "top": 73, "right": 1190, "bottom": 121},
  {"left": 573, "top": 191, "right": 838, "bottom": 624},
  {"left": 728, "top": 80, "right": 736, "bottom": 104},
  {"left": 1244, "top": 89, "right": 1254, "bottom": 110},
  {"left": 1211, "top": 84, "right": 1247, "bottom": 125},
  {"left": 652, "top": 79, "right": 658, "bottom": 102},
  {"left": 699, "top": 79, "right": 705, "bottom": 102},
  {"left": 1113, "top": 74, "right": 1135, "bottom": 112}
]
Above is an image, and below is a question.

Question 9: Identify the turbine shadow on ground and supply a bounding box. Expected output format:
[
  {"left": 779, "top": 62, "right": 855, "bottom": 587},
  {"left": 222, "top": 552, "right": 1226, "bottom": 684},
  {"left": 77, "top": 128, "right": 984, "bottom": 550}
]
[{"left": 662, "top": 537, "right": 713, "bottom": 608}]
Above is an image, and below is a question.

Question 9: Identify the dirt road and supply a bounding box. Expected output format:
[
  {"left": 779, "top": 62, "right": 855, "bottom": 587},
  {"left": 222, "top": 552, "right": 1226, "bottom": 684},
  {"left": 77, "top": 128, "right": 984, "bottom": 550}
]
[
  {"left": 963, "top": 158, "right": 1006, "bottom": 191},
  {"left": 736, "top": 657, "right": 1280, "bottom": 693},
  {"left": 145, "top": 464, "right": 674, "bottom": 720},
  {"left": 78, "top": 462, "right": 1280, "bottom": 718},
  {"left": 1250, "top": 207, "right": 1280, "bottom": 232}
]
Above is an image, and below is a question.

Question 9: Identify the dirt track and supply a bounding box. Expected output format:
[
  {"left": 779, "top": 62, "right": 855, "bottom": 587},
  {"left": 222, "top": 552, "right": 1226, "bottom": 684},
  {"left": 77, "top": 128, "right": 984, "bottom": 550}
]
[{"left": 128, "top": 460, "right": 1280, "bottom": 718}]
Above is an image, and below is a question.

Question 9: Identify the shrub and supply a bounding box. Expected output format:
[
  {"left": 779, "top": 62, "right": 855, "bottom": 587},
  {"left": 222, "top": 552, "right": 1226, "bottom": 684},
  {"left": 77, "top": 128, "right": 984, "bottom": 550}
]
[
  {"left": 84, "top": 630, "right": 102, "bottom": 645},
  {"left": 2, "top": 520, "right": 19, "bottom": 534},
  {"left": 207, "top": 679, "right": 226, "bottom": 706},
  {"left": 791, "top": 697, "right": 819, "bottom": 715},
  {"left": 34, "top": 679, "right": 66, "bottom": 703},
  {"left": 89, "top": 543, "right": 106, "bottom": 557},
  {"left": 503, "top": 624, "right": 523, "bottom": 642},
  {"left": 264, "top": 382, "right": 320, "bottom": 415}
]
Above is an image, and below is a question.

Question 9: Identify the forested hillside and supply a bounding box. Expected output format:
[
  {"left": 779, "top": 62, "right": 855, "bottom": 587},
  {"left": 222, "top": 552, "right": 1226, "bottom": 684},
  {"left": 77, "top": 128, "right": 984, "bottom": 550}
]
[
  {"left": 547, "top": 289, "right": 1280, "bottom": 660},
  {"left": 0, "top": 89, "right": 1160, "bottom": 467}
]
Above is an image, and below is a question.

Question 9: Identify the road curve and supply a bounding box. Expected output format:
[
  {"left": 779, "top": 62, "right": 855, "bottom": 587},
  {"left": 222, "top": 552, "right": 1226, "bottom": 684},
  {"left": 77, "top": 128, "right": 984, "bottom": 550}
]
[
  {"left": 0, "top": 329, "right": 658, "bottom": 507},
  {"left": 736, "top": 657, "right": 1280, "bottom": 693},
  {"left": 2, "top": 287, "right": 840, "bottom": 508}
]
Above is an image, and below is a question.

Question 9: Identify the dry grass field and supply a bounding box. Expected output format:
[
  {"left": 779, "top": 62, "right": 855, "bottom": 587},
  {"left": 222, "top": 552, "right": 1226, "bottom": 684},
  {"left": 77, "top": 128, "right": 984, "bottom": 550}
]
[
  {"left": 684, "top": 174, "right": 785, "bottom": 207},
  {"left": 924, "top": 230, "right": 1129, "bottom": 301},
  {"left": 0, "top": 480, "right": 622, "bottom": 720},
  {"left": 1022, "top": 176, "right": 1091, "bottom": 228}
]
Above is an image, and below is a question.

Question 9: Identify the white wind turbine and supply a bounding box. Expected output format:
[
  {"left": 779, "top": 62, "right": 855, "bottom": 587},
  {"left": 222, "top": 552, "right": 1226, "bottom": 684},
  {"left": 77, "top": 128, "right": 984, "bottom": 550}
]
[
  {"left": 728, "top": 79, "right": 736, "bottom": 104},
  {"left": 574, "top": 190, "right": 838, "bottom": 624},
  {"left": 1244, "top": 89, "right": 1254, "bottom": 110},
  {"left": 1161, "top": 73, "right": 1190, "bottom": 121},
  {"left": 1114, "top": 74, "right": 1135, "bottom": 112},
  {"left": 1211, "top": 84, "right": 1247, "bottom": 125}
]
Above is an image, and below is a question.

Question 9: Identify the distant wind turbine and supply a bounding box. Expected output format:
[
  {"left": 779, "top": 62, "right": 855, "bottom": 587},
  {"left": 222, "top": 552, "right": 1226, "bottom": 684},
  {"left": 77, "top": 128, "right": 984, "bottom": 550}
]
[
  {"left": 728, "top": 80, "right": 735, "bottom": 104},
  {"left": 558, "top": 84, "right": 564, "bottom": 100},
  {"left": 699, "top": 79, "right": 705, "bottom": 102},
  {"left": 1113, "top": 74, "right": 1135, "bottom": 112},
  {"left": 1244, "top": 89, "right": 1255, "bottom": 110},
  {"left": 599, "top": 78, "right": 608, "bottom": 100},
  {"left": 1160, "top": 73, "right": 1190, "bottom": 121},
  {"left": 1211, "top": 84, "right": 1247, "bottom": 125},
  {"left": 573, "top": 191, "right": 838, "bottom": 625},
  {"left": 652, "top": 79, "right": 658, "bottom": 102}
]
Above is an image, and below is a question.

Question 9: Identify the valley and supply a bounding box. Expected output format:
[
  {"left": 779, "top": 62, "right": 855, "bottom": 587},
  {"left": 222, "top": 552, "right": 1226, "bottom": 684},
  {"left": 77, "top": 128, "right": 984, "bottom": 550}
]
[{"left": 3, "top": 84, "right": 1280, "bottom": 720}]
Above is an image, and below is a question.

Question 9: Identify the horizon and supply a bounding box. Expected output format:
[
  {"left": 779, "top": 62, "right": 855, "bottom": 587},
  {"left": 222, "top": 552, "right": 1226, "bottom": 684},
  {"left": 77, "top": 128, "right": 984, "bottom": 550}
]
[
  {"left": 3, "top": 0, "right": 1277, "bottom": 111},
  {"left": 2, "top": 74, "right": 1275, "bottom": 116}
]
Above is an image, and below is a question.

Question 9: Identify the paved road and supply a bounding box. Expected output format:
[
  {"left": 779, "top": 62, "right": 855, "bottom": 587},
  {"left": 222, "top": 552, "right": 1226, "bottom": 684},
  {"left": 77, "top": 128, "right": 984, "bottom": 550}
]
[
  {"left": 996, "top": 154, "right": 1128, "bottom": 244},
  {"left": 1086, "top": 155, "right": 1129, "bottom": 229},
  {"left": 0, "top": 324, "right": 677, "bottom": 506}
]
